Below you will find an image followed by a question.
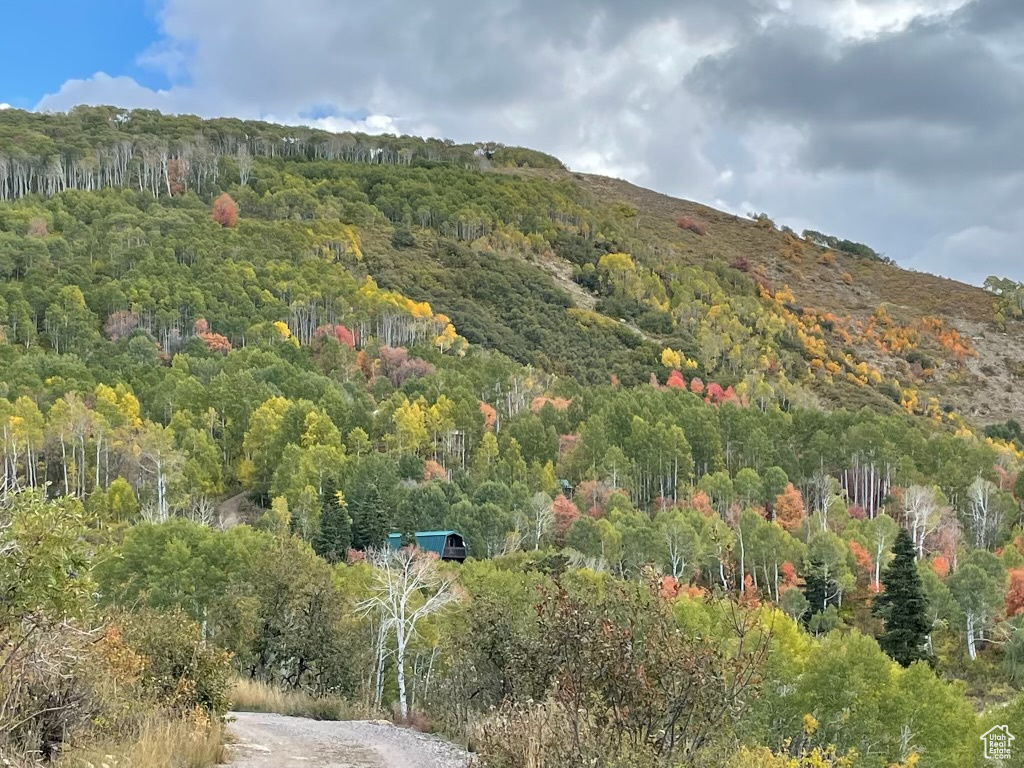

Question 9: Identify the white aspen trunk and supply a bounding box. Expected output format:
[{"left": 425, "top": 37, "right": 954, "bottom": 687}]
[
  {"left": 396, "top": 623, "right": 408, "bottom": 720},
  {"left": 738, "top": 533, "right": 746, "bottom": 594},
  {"left": 60, "top": 435, "right": 69, "bottom": 496},
  {"left": 373, "top": 622, "right": 387, "bottom": 710},
  {"left": 156, "top": 459, "right": 167, "bottom": 521},
  {"left": 966, "top": 614, "right": 977, "bottom": 661}
]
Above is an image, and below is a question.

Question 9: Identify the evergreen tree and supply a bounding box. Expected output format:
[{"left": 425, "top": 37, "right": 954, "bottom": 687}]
[
  {"left": 873, "top": 528, "right": 931, "bottom": 666},
  {"left": 802, "top": 558, "right": 837, "bottom": 618},
  {"left": 312, "top": 483, "right": 352, "bottom": 563},
  {"left": 349, "top": 485, "right": 390, "bottom": 550}
]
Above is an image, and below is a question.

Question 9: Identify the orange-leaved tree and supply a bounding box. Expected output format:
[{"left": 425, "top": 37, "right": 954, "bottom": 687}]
[
  {"left": 775, "top": 483, "right": 806, "bottom": 533},
  {"left": 211, "top": 192, "right": 239, "bottom": 228},
  {"left": 1007, "top": 568, "right": 1024, "bottom": 618}
]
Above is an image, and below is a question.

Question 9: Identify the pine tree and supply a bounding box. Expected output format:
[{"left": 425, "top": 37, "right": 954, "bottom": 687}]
[
  {"left": 350, "top": 485, "right": 389, "bottom": 551},
  {"left": 802, "top": 558, "right": 834, "bottom": 615},
  {"left": 873, "top": 528, "right": 931, "bottom": 666},
  {"left": 313, "top": 484, "right": 352, "bottom": 563}
]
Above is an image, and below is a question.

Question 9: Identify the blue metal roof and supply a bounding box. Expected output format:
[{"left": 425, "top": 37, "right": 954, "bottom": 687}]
[{"left": 387, "top": 530, "right": 460, "bottom": 556}]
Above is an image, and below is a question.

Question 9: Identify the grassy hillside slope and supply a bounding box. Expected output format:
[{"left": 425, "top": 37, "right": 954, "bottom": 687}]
[{"left": 508, "top": 168, "right": 1024, "bottom": 423}]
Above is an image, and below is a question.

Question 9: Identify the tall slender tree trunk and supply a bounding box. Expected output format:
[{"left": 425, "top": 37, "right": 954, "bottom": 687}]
[{"left": 966, "top": 615, "right": 977, "bottom": 661}]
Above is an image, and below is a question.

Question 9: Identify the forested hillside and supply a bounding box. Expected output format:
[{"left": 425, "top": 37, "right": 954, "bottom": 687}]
[{"left": 2, "top": 106, "right": 1024, "bottom": 767}]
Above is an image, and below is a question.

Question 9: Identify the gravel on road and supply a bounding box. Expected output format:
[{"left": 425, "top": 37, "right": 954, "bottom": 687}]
[{"left": 226, "top": 711, "right": 474, "bottom": 768}]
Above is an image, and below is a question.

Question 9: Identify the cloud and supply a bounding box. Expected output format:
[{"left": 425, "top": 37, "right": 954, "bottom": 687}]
[
  {"left": 0, "top": 103, "right": 10, "bottom": 111},
  {"left": 687, "top": 9, "right": 1024, "bottom": 180},
  {"left": 36, "top": 0, "right": 755, "bottom": 197},
  {"left": 38, "top": 73, "right": 191, "bottom": 113},
  {"left": 32, "top": 0, "right": 1024, "bottom": 284},
  {"left": 683, "top": 0, "right": 1024, "bottom": 283}
]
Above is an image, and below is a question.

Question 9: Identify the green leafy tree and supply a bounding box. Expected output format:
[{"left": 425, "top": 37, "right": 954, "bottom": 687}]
[{"left": 948, "top": 551, "right": 1007, "bottom": 661}]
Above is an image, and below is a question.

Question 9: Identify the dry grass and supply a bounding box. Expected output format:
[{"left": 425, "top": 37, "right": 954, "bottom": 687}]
[
  {"left": 470, "top": 699, "right": 659, "bottom": 768},
  {"left": 55, "top": 713, "right": 225, "bottom": 768},
  {"left": 228, "top": 678, "right": 362, "bottom": 721}
]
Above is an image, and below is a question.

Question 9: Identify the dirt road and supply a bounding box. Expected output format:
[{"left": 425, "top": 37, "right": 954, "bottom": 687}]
[{"left": 227, "top": 711, "right": 473, "bottom": 768}]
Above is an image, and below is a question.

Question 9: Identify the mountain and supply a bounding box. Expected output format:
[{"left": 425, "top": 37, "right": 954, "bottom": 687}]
[
  {"left": 3, "top": 106, "right": 1020, "bottom": 426},
  {"left": 524, "top": 168, "right": 1024, "bottom": 424},
  {"left": 3, "top": 107, "right": 1024, "bottom": 766}
]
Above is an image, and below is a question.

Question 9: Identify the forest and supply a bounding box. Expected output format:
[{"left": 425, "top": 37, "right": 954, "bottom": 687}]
[{"left": 1, "top": 106, "right": 1023, "bottom": 767}]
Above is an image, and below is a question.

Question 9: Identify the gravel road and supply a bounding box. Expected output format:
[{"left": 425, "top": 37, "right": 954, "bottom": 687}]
[{"left": 227, "top": 711, "right": 475, "bottom": 768}]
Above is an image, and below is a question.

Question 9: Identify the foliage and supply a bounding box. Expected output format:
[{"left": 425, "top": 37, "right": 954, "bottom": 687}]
[
  {"left": 873, "top": 529, "right": 931, "bottom": 667},
  {"left": 211, "top": 192, "right": 239, "bottom": 228},
  {"left": 0, "top": 492, "right": 231, "bottom": 763},
  {"left": 0, "top": 107, "right": 1021, "bottom": 764}
]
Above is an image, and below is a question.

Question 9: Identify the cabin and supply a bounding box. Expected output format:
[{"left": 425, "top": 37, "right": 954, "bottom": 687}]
[{"left": 387, "top": 530, "right": 467, "bottom": 562}]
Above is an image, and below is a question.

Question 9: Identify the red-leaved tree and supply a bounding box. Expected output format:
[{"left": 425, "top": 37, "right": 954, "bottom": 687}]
[
  {"left": 705, "top": 382, "right": 726, "bottom": 404},
  {"left": 849, "top": 540, "right": 873, "bottom": 579},
  {"left": 423, "top": 460, "right": 448, "bottom": 482},
  {"left": 211, "top": 192, "right": 239, "bottom": 228},
  {"left": 552, "top": 495, "right": 579, "bottom": 543},
  {"left": 780, "top": 561, "right": 799, "bottom": 591},
  {"left": 193, "top": 317, "right": 232, "bottom": 353},
  {"left": 1006, "top": 568, "right": 1024, "bottom": 618},
  {"left": 314, "top": 324, "right": 355, "bottom": 349}
]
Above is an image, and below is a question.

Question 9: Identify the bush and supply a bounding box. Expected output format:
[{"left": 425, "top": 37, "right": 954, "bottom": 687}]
[
  {"left": 677, "top": 215, "right": 708, "bottom": 236},
  {"left": 904, "top": 349, "right": 936, "bottom": 371},
  {"left": 122, "top": 609, "right": 233, "bottom": 716},
  {"left": 391, "top": 227, "right": 416, "bottom": 248}
]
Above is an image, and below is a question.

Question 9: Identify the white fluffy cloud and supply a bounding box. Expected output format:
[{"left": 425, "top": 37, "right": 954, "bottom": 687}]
[{"left": 33, "top": 0, "right": 1024, "bottom": 285}]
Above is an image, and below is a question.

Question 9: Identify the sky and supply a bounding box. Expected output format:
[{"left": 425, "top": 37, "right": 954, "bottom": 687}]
[{"left": 2, "top": 0, "right": 1022, "bottom": 286}]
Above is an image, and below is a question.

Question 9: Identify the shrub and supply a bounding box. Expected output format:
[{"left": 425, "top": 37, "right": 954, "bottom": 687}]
[
  {"left": 904, "top": 349, "right": 936, "bottom": 371},
  {"left": 676, "top": 215, "right": 708, "bottom": 236},
  {"left": 121, "top": 609, "right": 233, "bottom": 716},
  {"left": 391, "top": 227, "right": 416, "bottom": 248}
]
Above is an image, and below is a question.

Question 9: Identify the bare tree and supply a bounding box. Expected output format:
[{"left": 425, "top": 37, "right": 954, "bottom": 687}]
[
  {"left": 237, "top": 145, "right": 253, "bottom": 186},
  {"left": 183, "top": 496, "right": 216, "bottom": 527},
  {"left": 526, "top": 492, "right": 554, "bottom": 550},
  {"left": 358, "top": 547, "right": 461, "bottom": 720},
  {"left": 903, "top": 485, "right": 940, "bottom": 558},
  {"left": 967, "top": 476, "right": 1000, "bottom": 549}
]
